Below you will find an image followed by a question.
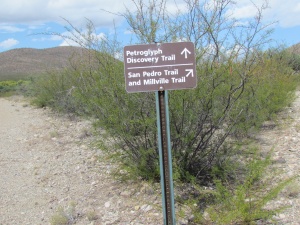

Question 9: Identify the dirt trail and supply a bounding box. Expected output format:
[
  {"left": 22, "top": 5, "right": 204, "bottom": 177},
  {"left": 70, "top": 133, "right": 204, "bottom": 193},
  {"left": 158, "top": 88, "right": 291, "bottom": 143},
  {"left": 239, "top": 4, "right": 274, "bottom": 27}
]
[
  {"left": 254, "top": 91, "right": 300, "bottom": 224},
  {"left": 0, "top": 96, "right": 162, "bottom": 225}
]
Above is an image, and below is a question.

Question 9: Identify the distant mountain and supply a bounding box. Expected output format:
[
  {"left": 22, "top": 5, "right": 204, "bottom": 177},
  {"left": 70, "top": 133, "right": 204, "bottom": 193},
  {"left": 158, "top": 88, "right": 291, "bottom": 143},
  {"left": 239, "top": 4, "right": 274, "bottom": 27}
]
[
  {"left": 0, "top": 46, "right": 87, "bottom": 80},
  {"left": 289, "top": 43, "right": 300, "bottom": 55}
]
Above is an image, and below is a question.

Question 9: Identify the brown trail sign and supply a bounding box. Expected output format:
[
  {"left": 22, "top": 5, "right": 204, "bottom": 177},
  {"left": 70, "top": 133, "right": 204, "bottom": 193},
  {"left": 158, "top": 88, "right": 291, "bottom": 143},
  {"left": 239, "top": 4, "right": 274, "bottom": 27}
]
[
  {"left": 124, "top": 42, "right": 197, "bottom": 92},
  {"left": 123, "top": 42, "right": 197, "bottom": 225}
]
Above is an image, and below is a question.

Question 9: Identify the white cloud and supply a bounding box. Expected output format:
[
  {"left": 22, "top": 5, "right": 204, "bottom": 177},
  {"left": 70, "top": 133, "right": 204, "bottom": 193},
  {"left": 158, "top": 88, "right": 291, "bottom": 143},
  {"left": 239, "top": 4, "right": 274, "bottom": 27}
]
[
  {"left": 296, "top": 3, "right": 300, "bottom": 12},
  {"left": 58, "top": 30, "right": 106, "bottom": 47},
  {"left": 166, "top": 1, "right": 187, "bottom": 14},
  {"left": 0, "top": 38, "right": 19, "bottom": 49},
  {"left": 226, "top": 4, "right": 258, "bottom": 19},
  {"left": 277, "top": 2, "right": 300, "bottom": 27},
  {"left": 59, "top": 39, "right": 79, "bottom": 47},
  {"left": 0, "top": 0, "right": 132, "bottom": 28},
  {"left": 0, "top": 0, "right": 299, "bottom": 29},
  {"left": 226, "top": 0, "right": 300, "bottom": 28},
  {"left": 50, "top": 35, "right": 63, "bottom": 41},
  {"left": 0, "top": 0, "right": 299, "bottom": 50},
  {"left": 0, "top": 25, "right": 24, "bottom": 33},
  {"left": 31, "top": 37, "right": 51, "bottom": 42}
]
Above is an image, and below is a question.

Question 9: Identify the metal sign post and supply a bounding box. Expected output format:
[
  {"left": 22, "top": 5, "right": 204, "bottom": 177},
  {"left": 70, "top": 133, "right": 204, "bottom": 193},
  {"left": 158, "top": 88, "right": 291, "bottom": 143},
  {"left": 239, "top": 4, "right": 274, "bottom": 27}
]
[
  {"left": 156, "top": 90, "right": 176, "bottom": 225},
  {"left": 123, "top": 42, "right": 197, "bottom": 225}
]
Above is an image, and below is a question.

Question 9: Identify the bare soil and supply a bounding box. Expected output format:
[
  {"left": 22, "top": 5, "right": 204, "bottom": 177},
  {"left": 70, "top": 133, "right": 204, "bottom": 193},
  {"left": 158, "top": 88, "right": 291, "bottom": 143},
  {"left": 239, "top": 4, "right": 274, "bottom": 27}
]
[
  {"left": 254, "top": 91, "right": 300, "bottom": 224},
  {"left": 0, "top": 96, "right": 162, "bottom": 225}
]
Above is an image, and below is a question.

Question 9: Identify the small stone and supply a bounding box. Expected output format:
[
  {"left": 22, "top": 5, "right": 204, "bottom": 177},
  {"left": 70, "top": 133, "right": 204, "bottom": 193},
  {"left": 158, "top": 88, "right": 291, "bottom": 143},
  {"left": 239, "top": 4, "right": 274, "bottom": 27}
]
[
  {"left": 91, "top": 181, "right": 98, "bottom": 186},
  {"left": 104, "top": 201, "right": 110, "bottom": 208},
  {"left": 80, "top": 144, "right": 88, "bottom": 150},
  {"left": 179, "top": 218, "right": 188, "bottom": 225},
  {"left": 188, "top": 214, "right": 195, "bottom": 221},
  {"left": 141, "top": 204, "right": 152, "bottom": 212},
  {"left": 273, "top": 157, "right": 286, "bottom": 164},
  {"left": 279, "top": 214, "right": 286, "bottom": 219},
  {"left": 203, "top": 211, "right": 210, "bottom": 220},
  {"left": 140, "top": 184, "right": 154, "bottom": 195},
  {"left": 120, "top": 190, "right": 132, "bottom": 197}
]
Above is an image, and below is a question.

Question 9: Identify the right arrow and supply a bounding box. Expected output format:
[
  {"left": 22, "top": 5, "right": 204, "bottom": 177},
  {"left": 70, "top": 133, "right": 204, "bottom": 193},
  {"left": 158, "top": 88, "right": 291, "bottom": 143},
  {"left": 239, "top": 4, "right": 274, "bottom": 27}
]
[{"left": 185, "top": 69, "right": 194, "bottom": 77}]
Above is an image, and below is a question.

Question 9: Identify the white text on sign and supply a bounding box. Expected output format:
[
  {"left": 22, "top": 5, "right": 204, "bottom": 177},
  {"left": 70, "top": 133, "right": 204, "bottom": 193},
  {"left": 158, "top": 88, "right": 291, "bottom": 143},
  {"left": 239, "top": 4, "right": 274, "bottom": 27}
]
[{"left": 124, "top": 42, "right": 197, "bottom": 92}]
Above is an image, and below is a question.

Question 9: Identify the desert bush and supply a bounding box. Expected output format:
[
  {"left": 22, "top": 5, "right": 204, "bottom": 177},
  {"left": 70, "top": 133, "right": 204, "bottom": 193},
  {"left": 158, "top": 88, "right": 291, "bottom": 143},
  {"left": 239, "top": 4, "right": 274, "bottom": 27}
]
[
  {"left": 31, "top": 72, "right": 73, "bottom": 110},
  {"left": 50, "top": 202, "right": 77, "bottom": 225},
  {"left": 0, "top": 80, "right": 31, "bottom": 97},
  {"left": 32, "top": 0, "right": 299, "bottom": 184},
  {"left": 204, "top": 151, "right": 296, "bottom": 224},
  {"left": 175, "top": 148, "right": 297, "bottom": 224}
]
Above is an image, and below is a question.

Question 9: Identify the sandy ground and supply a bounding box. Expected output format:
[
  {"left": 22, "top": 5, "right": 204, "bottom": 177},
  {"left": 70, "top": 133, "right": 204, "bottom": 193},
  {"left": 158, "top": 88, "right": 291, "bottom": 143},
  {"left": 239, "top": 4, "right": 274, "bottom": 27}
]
[
  {"left": 0, "top": 96, "right": 162, "bottom": 225},
  {"left": 254, "top": 91, "right": 300, "bottom": 224}
]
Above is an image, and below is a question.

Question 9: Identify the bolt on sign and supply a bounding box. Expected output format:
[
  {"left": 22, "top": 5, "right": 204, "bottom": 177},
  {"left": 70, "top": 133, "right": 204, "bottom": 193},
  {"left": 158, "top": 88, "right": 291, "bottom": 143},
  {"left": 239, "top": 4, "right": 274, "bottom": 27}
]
[{"left": 124, "top": 42, "right": 197, "bottom": 92}]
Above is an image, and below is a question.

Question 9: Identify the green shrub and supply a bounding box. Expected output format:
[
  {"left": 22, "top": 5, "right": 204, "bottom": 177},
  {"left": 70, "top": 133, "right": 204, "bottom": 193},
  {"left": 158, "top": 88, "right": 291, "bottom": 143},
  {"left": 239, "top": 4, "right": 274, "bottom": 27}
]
[
  {"left": 31, "top": 4, "right": 300, "bottom": 183},
  {"left": 204, "top": 151, "right": 296, "bottom": 224},
  {"left": 50, "top": 202, "right": 77, "bottom": 225},
  {"left": 0, "top": 80, "right": 31, "bottom": 97},
  {"left": 31, "top": 44, "right": 299, "bottom": 184},
  {"left": 175, "top": 147, "right": 298, "bottom": 224}
]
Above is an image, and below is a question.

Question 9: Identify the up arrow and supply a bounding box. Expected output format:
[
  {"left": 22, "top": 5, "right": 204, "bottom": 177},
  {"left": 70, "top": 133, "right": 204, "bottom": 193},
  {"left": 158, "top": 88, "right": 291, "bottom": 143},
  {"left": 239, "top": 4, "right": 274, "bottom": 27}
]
[
  {"left": 181, "top": 48, "right": 191, "bottom": 59},
  {"left": 185, "top": 69, "right": 194, "bottom": 77}
]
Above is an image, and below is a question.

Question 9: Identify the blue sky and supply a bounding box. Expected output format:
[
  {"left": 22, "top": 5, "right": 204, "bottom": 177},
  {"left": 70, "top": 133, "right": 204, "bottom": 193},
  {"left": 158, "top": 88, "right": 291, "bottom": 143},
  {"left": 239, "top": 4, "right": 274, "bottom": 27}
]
[{"left": 0, "top": 0, "right": 300, "bottom": 52}]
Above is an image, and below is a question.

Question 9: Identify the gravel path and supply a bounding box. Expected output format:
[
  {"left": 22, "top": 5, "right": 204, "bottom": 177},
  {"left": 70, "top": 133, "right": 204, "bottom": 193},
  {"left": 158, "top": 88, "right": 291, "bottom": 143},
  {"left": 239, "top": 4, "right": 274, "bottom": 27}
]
[
  {"left": 255, "top": 91, "right": 300, "bottom": 224},
  {"left": 1, "top": 92, "right": 300, "bottom": 225},
  {"left": 0, "top": 96, "right": 162, "bottom": 225}
]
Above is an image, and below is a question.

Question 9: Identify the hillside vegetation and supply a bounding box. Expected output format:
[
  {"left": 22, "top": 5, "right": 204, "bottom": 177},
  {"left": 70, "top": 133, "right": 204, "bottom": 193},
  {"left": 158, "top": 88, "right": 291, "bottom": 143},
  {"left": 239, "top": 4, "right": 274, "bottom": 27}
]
[
  {"left": 0, "top": 46, "right": 85, "bottom": 80},
  {"left": 0, "top": 46, "right": 92, "bottom": 97}
]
